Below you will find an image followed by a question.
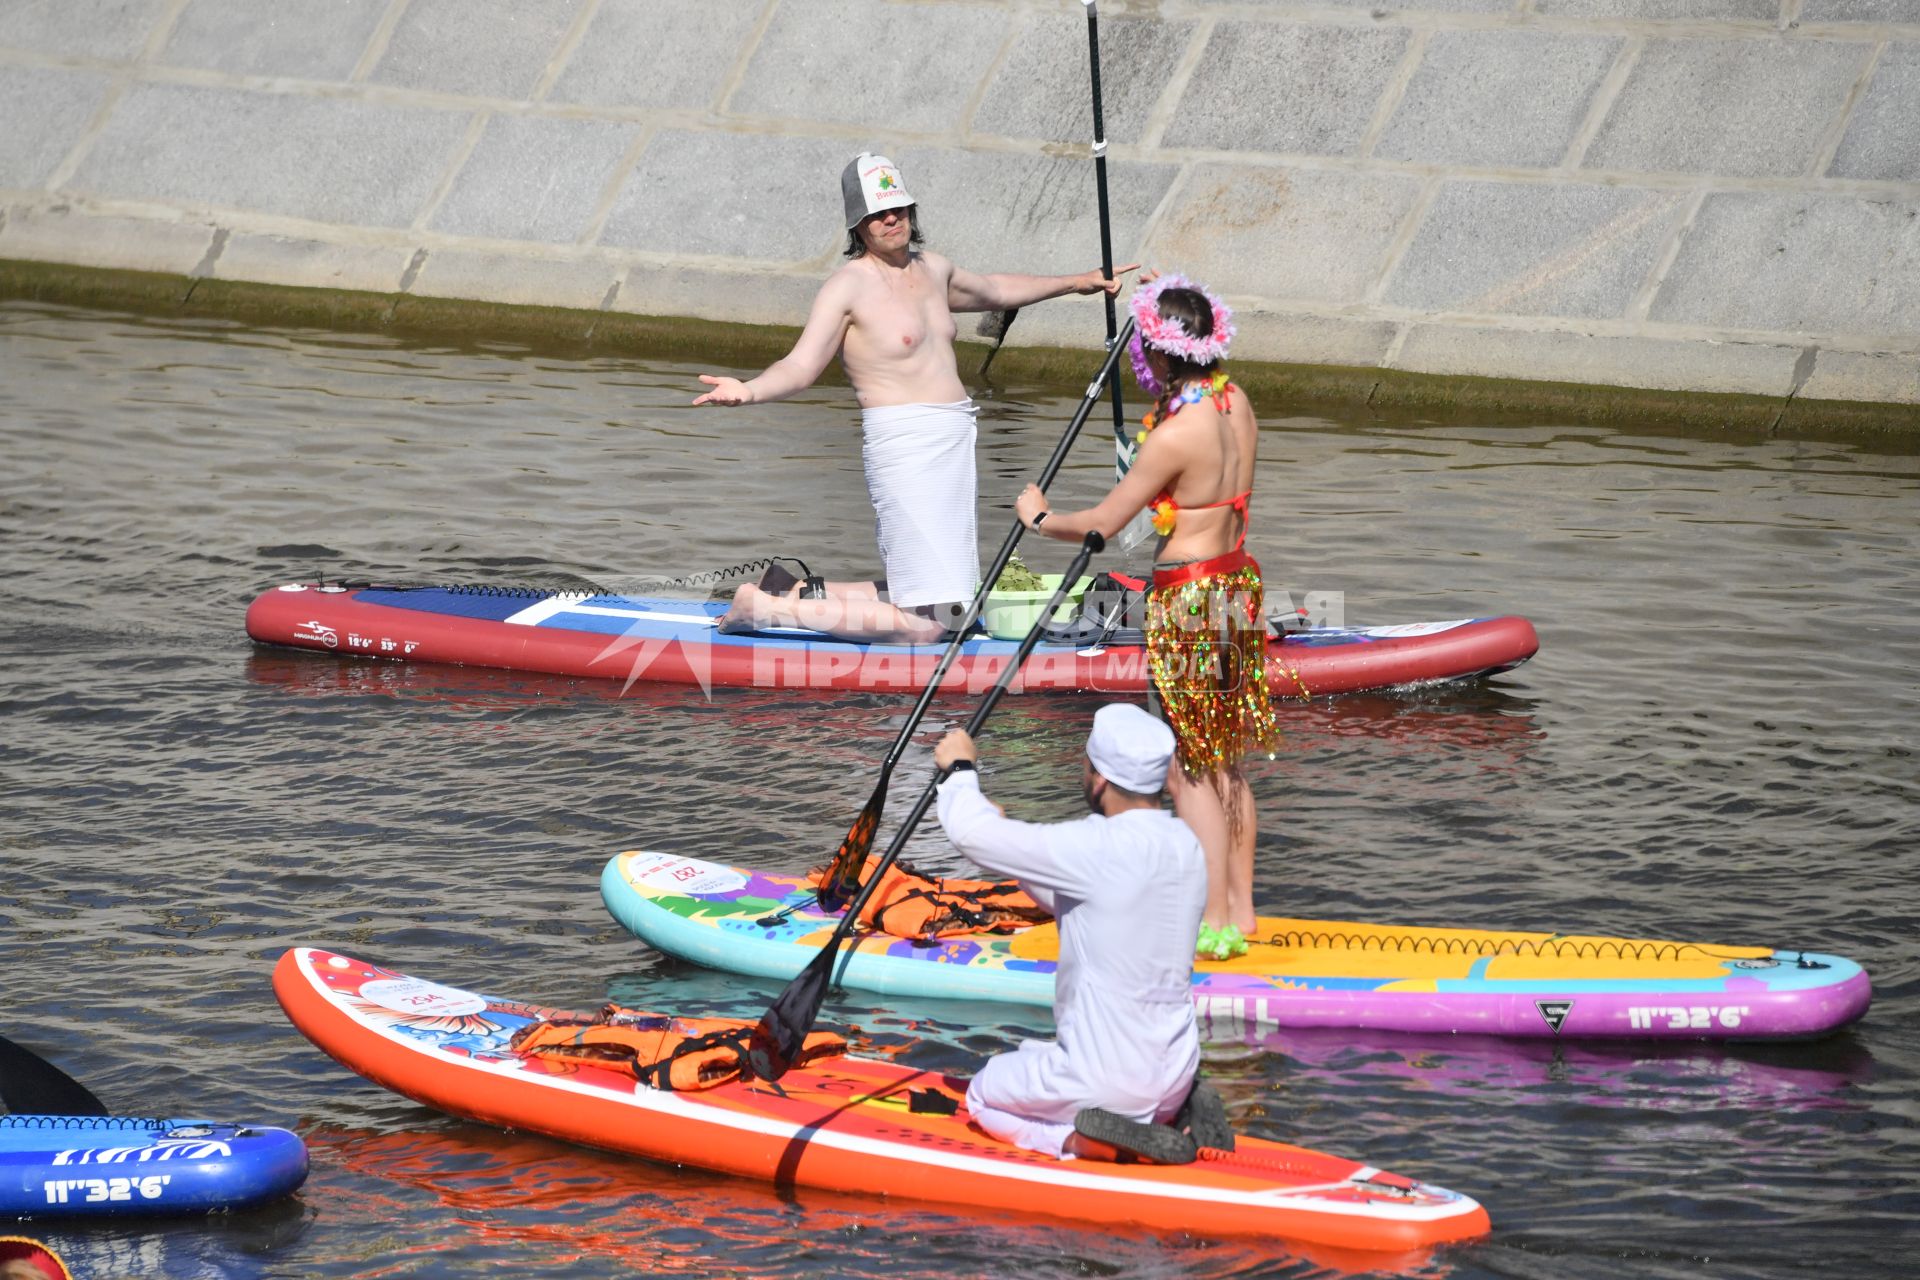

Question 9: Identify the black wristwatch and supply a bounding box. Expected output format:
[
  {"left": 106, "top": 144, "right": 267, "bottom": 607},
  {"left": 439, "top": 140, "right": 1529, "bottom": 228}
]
[
  {"left": 1031, "top": 511, "right": 1049, "bottom": 532},
  {"left": 946, "top": 759, "right": 978, "bottom": 775}
]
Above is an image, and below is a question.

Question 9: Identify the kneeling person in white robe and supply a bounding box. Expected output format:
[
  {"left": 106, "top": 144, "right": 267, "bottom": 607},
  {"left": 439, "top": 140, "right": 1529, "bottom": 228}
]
[{"left": 933, "top": 704, "right": 1206, "bottom": 1161}]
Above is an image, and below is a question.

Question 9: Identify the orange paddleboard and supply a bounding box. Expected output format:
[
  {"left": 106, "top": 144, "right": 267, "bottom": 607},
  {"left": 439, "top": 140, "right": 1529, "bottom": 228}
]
[{"left": 274, "top": 947, "right": 1489, "bottom": 1253}]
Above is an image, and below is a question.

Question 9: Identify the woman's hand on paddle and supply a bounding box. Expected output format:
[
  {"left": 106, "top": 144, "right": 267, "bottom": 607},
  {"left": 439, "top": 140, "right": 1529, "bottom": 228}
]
[
  {"left": 1075, "top": 264, "right": 1140, "bottom": 297},
  {"left": 1015, "top": 484, "right": 1051, "bottom": 534},
  {"left": 694, "top": 375, "right": 754, "bottom": 406},
  {"left": 934, "top": 729, "right": 977, "bottom": 770}
]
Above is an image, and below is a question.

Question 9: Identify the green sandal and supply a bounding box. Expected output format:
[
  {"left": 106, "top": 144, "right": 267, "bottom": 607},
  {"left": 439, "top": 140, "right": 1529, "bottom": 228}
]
[
  {"left": 1196, "top": 923, "right": 1249, "bottom": 962},
  {"left": 1197, "top": 923, "right": 1248, "bottom": 962}
]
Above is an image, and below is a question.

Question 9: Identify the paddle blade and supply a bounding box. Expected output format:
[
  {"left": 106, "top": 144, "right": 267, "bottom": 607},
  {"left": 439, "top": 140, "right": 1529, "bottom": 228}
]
[
  {"left": 1116, "top": 508, "right": 1156, "bottom": 554},
  {"left": 748, "top": 943, "right": 839, "bottom": 1082},
  {"left": 815, "top": 782, "right": 884, "bottom": 912},
  {"left": 977, "top": 308, "right": 1020, "bottom": 377},
  {"left": 0, "top": 1033, "right": 109, "bottom": 1117}
]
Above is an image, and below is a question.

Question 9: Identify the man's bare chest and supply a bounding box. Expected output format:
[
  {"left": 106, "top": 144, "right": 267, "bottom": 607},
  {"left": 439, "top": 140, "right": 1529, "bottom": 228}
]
[{"left": 847, "top": 266, "right": 956, "bottom": 356}]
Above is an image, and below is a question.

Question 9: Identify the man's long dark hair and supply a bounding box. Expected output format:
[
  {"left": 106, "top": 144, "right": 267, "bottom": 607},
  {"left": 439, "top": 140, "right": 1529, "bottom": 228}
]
[{"left": 845, "top": 207, "right": 925, "bottom": 258}]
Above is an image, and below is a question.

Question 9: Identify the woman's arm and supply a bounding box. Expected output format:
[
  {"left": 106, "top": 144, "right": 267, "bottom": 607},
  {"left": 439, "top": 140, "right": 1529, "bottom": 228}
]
[
  {"left": 693, "top": 275, "right": 854, "bottom": 406},
  {"left": 1014, "top": 427, "right": 1185, "bottom": 541}
]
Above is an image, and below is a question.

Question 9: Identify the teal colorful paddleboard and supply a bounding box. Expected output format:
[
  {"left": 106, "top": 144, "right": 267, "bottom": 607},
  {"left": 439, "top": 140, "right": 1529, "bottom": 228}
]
[{"left": 602, "top": 852, "right": 1870, "bottom": 1041}]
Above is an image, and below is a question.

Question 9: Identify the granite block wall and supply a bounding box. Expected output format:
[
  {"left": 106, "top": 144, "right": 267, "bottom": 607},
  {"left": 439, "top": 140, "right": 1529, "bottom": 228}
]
[{"left": 2, "top": 0, "right": 1916, "bottom": 409}]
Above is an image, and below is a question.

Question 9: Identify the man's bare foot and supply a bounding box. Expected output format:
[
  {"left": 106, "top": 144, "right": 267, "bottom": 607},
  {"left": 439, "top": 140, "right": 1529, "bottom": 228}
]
[
  {"left": 716, "top": 583, "right": 771, "bottom": 634},
  {"left": 718, "top": 584, "right": 956, "bottom": 645},
  {"left": 1062, "top": 1131, "right": 1123, "bottom": 1162}
]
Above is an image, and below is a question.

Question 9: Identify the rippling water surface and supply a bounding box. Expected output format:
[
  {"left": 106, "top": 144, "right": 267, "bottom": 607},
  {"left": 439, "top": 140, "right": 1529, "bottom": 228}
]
[{"left": 1, "top": 300, "right": 1915, "bottom": 1280}]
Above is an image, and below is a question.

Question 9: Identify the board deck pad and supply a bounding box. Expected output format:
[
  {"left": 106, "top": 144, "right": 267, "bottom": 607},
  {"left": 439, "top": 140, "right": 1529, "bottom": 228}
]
[
  {"left": 603, "top": 853, "right": 1871, "bottom": 1041},
  {"left": 274, "top": 946, "right": 1489, "bottom": 1252},
  {"left": 247, "top": 583, "right": 1539, "bottom": 695}
]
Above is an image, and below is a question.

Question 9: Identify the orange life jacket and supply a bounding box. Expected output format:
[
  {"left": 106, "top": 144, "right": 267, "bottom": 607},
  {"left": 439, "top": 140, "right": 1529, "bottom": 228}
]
[
  {"left": 810, "top": 857, "right": 1051, "bottom": 942},
  {"left": 510, "top": 1004, "right": 845, "bottom": 1091}
]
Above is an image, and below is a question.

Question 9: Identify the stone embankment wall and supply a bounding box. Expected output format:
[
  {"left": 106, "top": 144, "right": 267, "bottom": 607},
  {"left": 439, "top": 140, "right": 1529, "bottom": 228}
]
[{"left": 2, "top": 0, "right": 1917, "bottom": 420}]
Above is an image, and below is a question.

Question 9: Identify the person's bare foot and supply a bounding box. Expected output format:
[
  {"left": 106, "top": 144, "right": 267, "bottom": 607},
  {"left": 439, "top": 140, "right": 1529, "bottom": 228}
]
[
  {"left": 1062, "top": 1131, "right": 1123, "bottom": 1162},
  {"left": 716, "top": 583, "right": 771, "bottom": 634},
  {"left": 1069, "top": 1109, "right": 1197, "bottom": 1164}
]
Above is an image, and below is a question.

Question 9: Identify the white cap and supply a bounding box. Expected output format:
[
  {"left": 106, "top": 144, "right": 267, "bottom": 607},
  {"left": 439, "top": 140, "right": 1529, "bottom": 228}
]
[
  {"left": 1086, "top": 703, "right": 1176, "bottom": 794},
  {"left": 841, "top": 152, "right": 914, "bottom": 230}
]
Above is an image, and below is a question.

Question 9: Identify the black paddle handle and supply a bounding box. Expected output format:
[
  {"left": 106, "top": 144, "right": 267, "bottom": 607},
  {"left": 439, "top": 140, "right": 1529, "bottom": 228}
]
[{"left": 827, "top": 532, "right": 1107, "bottom": 943}]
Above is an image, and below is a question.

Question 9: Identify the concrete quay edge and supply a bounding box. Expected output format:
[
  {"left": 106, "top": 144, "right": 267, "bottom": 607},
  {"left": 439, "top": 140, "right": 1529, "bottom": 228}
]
[{"left": 6, "top": 252, "right": 1913, "bottom": 442}]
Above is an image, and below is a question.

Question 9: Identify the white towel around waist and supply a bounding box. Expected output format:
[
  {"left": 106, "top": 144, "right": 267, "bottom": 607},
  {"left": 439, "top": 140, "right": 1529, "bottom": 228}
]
[{"left": 860, "top": 399, "right": 980, "bottom": 608}]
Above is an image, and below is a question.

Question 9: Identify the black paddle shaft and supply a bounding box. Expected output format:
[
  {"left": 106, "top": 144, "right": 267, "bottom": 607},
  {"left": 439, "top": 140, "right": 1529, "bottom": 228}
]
[
  {"left": 752, "top": 532, "right": 1107, "bottom": 1080},
  {"left": 981, "top": 9, "right": 1125, "bottom": 397},
  {"left": 1083, "top": 0, "right": 1129, "bottom": 475},
  {"left": 882, "top": 315, "right": 1133, "bottom": 756},
  {"left": 813, "top": 317, "right": 1138, "bottom": 909}
]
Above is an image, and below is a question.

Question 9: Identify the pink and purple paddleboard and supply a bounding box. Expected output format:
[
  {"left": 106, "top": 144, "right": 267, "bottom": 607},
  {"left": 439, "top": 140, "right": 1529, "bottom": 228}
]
[{"left": 603, "top": 852, "right": 1870, "bottom": 1042}]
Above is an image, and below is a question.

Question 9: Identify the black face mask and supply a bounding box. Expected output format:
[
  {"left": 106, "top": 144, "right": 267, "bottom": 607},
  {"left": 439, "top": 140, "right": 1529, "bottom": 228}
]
[{"left": 1083, "top": 771, "right": 1107, "bottom": 815}]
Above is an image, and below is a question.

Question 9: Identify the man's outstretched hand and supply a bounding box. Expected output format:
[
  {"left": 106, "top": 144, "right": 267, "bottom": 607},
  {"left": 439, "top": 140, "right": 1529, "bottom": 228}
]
[
  {"left": 693, "top": 374, "right": 754, "bottom": 406},
  {"left": 1075, "top": 263, "right": 1140, "bottom": 297}
]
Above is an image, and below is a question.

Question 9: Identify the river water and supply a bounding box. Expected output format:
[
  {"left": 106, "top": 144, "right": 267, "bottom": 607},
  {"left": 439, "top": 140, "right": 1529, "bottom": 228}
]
[{"left": 0, "top": 299, "right": 1915, "bottom": 1280}]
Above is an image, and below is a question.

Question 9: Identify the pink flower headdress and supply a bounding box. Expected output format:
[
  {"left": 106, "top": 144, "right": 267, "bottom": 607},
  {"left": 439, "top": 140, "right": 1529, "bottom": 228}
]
[{"left": 1127, "top": 273, "right": 1234, "bottom": 398}]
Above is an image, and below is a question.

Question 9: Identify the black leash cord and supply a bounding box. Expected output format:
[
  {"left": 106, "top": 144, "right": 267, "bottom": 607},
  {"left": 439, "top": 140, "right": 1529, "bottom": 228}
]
[{"left": 320, "top": 556, "right": 812, "bottom": 599}]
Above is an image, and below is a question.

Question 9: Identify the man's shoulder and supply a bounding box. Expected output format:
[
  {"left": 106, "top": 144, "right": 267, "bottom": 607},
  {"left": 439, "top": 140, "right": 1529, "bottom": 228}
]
[
  {"left": 822, "top": 260, "right": 868, "bottom": 293},
  {"left": 915, "top": 249, "right": 955, "bottom": 279},
  {"left": 1117, "top": 808, "right": 1205, "bottom": 852},
  {"left": 1103, "top": 807, "right": 1189, "bottom": 833}
]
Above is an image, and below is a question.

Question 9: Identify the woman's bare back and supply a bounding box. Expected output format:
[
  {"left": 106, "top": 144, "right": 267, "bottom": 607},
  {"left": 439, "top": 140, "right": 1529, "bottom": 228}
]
[{"left": 1154, "top": 389, "right": 1259, "bottom": 563}]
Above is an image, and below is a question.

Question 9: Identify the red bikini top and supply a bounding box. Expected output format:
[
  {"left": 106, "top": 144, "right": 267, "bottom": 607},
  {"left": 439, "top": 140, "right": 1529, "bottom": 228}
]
[{"left": 1145, "top": 376, "right": 1250, "bottom": 549}]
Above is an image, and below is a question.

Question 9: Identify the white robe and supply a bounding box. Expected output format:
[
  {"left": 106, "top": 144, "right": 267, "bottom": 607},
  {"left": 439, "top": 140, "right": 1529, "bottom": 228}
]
[{"left": 935, "top": 771, "right": 1205, "bottom": 1159}]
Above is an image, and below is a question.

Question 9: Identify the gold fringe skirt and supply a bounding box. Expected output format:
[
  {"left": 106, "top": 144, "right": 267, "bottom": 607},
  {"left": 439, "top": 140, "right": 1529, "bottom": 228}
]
[{"left": 1147, "top": 550, "right": 1282, "bottom": 775}]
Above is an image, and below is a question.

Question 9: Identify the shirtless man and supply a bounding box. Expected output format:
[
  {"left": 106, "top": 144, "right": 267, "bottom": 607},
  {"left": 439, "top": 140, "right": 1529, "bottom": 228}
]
[{"left": 694, "top": 153, "right": 1134, "bottom": 644}]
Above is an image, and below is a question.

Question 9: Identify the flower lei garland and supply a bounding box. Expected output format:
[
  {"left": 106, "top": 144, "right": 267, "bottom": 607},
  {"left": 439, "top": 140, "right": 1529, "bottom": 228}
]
[
  {"left": 1127, "top": 273, "right": 1235, "bottom": 399},
  {"left": 1124, "top": 275, "right": 1235, "bottom": 538},
  {"left": 1149, "top": 497, "right": 1177, "bottom": 538}
]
